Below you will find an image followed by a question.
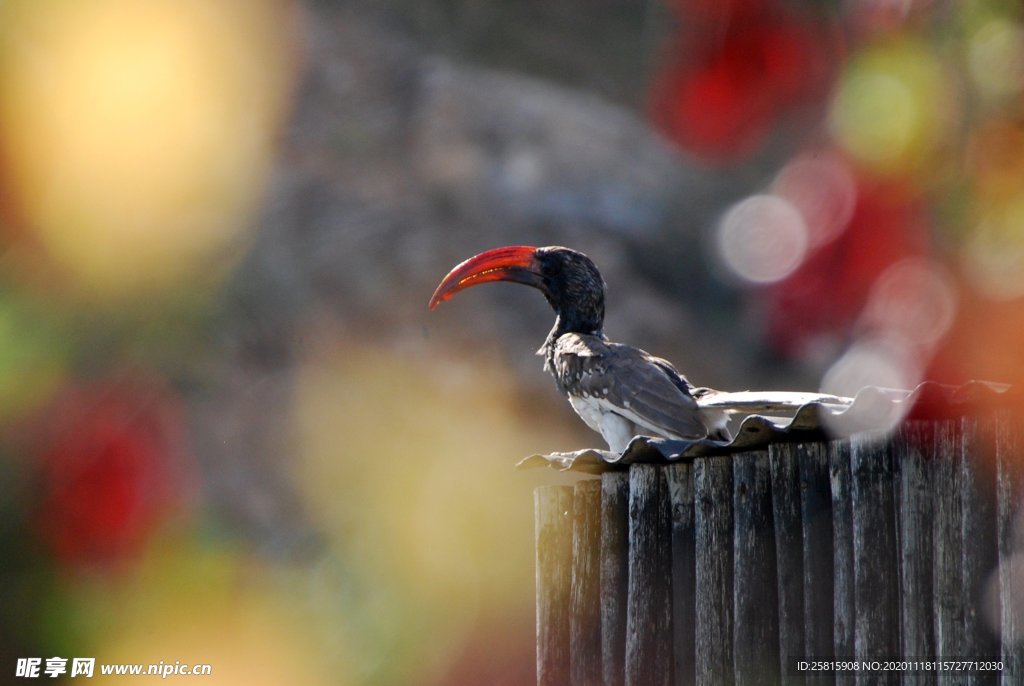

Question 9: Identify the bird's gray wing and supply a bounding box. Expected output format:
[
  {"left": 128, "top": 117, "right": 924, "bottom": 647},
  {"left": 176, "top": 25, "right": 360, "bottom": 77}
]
[{"left": 557, "top": 336, "right": 708, "bottom": 440}]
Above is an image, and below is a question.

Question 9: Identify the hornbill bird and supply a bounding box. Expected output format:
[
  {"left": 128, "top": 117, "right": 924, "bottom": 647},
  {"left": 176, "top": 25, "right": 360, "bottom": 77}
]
[{"left": 428, "top": 245, "right": 734, "bottom": 453}]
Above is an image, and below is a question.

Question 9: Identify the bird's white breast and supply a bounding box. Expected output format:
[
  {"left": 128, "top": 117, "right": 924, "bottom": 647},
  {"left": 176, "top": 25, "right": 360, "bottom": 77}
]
[
  {"left": 568, "top": 393, "right": 634, "bottom": 454},
  {"left": 568, "top": 394, "right": 604, "bottom": 433}
]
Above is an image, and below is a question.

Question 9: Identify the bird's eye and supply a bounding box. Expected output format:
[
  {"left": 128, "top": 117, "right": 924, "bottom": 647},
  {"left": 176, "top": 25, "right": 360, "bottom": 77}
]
[{"left": 541, "top": 261, "right": 562, "bottom": 277}]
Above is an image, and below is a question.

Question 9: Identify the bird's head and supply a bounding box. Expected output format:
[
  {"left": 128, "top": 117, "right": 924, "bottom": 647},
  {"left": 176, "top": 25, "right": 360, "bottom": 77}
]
[{"left": 429, "top": 245, "right": 606, "bottom": 335}]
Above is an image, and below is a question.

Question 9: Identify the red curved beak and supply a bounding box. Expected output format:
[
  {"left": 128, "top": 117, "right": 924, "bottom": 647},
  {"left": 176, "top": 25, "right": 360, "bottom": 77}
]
[{"left": 429, "top": 245, "right": 543, "bottom": 310}]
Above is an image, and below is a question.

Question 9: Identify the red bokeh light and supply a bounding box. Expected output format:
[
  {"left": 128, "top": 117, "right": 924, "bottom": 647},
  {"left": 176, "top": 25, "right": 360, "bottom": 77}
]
[
  {"left": 31, "top": 374, "right": 190, "bottom": 567},
  {"left": 651, "top": 4, "right": 838, "bottom": 161},
  {"left": 669, "top": 0, "right": 768, "bottom": 24},
  {"left": 763, "top": 175, "right": 931, "bottom": 357}
]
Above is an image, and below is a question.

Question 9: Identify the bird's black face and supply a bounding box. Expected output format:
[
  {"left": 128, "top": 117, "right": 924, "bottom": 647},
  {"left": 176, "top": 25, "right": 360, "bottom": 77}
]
[
  {"left": 532, "top": 247, "right": 605, "bottom": 334},
  {"left": 429, "top": 245, "right": 606, "bottom": 335}
]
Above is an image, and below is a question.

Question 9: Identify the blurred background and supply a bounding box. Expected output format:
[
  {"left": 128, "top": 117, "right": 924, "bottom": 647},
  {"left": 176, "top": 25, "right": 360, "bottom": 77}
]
[{"left": 1, "top": 0, "right": 1023, "bottom": 683}]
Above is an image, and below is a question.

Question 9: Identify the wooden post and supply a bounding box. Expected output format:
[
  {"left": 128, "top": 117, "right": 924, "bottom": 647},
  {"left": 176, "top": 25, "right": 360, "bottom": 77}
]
[
  {"left": 536, "top": 485, "right": 574, "bottom": 686},
  {"left": 769, "top": 443, "right": 805, "bottom": 683},
  {"left": 960, "top": 417, "right": 1001, "bottom": 680},
  {"left": 625, "top": 464, "right": 673, "bottom": 686},
  {"left": 850, "top": 432, "right": 899, "bottom": 681},
  {"left": 830, "top": 438, "right": 855, "bottom": 686},
  {"left": 570, "top": 479, "right": 602, "bottom": 686},
  {"left": 733, "top": 450, "right": 778, "bottom": 684},
  {"left": 534, "top": 417, "right": 1024, "bottom": 686},
  {"left": 798, "top": 442, "right": 834, "bottom": 663},
  {"left": 894, "top": 422, "right": 937, "bottom": 665},
  {"left": 997, "top": 412, "right": 1024, "bottom": 683},
  {"left": 933, "top": 420, "right": 966, "bottom": 684},
  {"left": 695, "top": 454, "right": 734, "bottom": 686},
  {"left": 668, "top": 462, "right": 697, "bottom": 686},
  {"left": 601, "top": 471, "right": 630, "bottom": 686}
]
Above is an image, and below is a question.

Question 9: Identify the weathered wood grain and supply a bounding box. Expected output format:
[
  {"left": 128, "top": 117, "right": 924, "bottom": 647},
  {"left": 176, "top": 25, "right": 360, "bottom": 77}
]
[
  {"left": 536, "top": 417, "right": 1022, "bottom": 686},
  {"left": 733, "top": 450, "right": 779, "bottom": 685},
  {"left": 570, "top": 479, "right": 602, "bottom": 686},
  {"left": 894, "top": 422, "right": 936, "bottom": 677},
  {"left": 798, "top": 441, "right": 835, "bottom": 684},
  {"left": 625, "top": 464, "right": 673, "bottom": 686},
  {"left": 830, "top": 438, "right": 855, "bottom": 686},
  {"left": 933, "top": 420, "right": 966, "bottom": 686},
  {"left": 770, "top": 443, "right": 805, "bottom": 684},
  {"left": 695, "top": 454, "right": 734, "bottom": 686},
  {"left": 960, "top": 417, "right": 1000, "bottom": 686},
  {"left": 996, "top": 412, "right": 1024, "bottom": 686},
  {"left": 668, "top": 462, "right": 696, "bottom": 686},
  {"left": 601, "top": 471, "right": 630, "bottom": 686},
  {"left": 536, "top": 485, "right": 575, "bottom": 686},
  {"left": 850, "top": 432, "right": 899, "bottom": 683}
]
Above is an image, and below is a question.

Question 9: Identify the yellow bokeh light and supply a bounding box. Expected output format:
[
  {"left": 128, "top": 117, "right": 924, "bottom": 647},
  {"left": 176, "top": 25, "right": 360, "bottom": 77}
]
[
  {"left": 829, "top": 39, "right": 950, "bottom": 175},
  {"left": 290, "top": 338, "right": 583, "bottom": 681},
  {"left": 964, "top": 194, "right": 1024, "bottom": 300},
  {"left": 967, "top": 15, "right": 1024, "bottom": 101},
  {"left": 0, "top": 294, "right": 68, "bottom": 422},
  {"left": 0, "top": 0, "right": 295, "bottom": 299},
  {"left": 61, "top": 545, "right": 339, "bottom": 686},
  {"left": 292, "top": 342, "right": 563, "bottom": 603}
]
